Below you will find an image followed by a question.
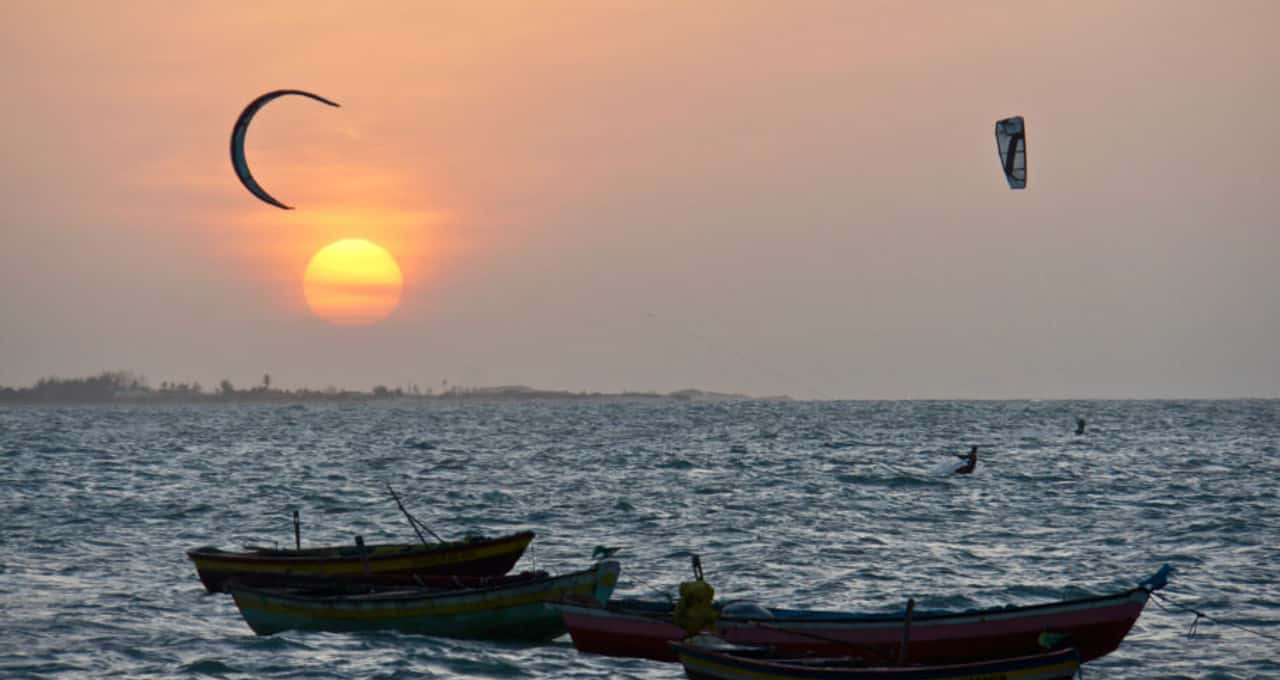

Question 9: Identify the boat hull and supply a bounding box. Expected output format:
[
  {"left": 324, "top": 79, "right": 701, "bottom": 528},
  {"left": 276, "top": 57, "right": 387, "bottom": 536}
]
[
  {"left": 229, "top": 560, "right": 620, "bottom": 641},
  {"left": 673, "top": 643, "right": 1081, "bottom": 680},
  {"left": 555, "top": 586, "right": 1150, "bottom": 664},
  {"left": 188, "top": 530, "right": 534, "bottom": 593}
]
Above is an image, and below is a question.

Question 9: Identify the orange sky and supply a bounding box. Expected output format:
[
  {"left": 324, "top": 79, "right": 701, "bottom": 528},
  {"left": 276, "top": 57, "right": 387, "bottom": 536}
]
[{"left": 2, "top": 1, "right": 1277, "bottom": 397}]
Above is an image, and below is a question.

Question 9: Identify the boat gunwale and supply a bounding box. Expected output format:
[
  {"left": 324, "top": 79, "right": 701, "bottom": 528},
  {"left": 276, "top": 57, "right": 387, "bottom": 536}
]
[
  {"left": 671, "top": 641, "right": 1082, "bottom": 678},
  {"left": 229, "top": 560, "right": 620, "bottom": 607},
  {"left": 552, "top": 585, "right": 1151, "bottom": 628},
  {"left": 187, "top": 529, "right": 535, "bottom": 565}
]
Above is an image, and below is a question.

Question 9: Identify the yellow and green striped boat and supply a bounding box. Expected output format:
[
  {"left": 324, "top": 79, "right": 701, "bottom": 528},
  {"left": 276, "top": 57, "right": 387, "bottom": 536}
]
[
  {"left": 228, "top": 560, "right": 620, "bottom": 641},
  {"left": 672, "top": 641, "right": 1081, "bottom": 680}
]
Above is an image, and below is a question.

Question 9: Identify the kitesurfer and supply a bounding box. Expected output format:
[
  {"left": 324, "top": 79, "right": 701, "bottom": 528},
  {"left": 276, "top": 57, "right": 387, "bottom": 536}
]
[
  {"left": 955, "top": 446, "right": 978, "bottom": 474},
  {"left": 1076, "top": 417, "right": 1087, "bottom": 435}
]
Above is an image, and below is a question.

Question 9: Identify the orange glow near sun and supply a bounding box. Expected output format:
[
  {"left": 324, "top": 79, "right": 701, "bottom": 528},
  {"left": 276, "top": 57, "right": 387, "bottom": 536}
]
[{"left": 303, "top": 239, "right": 404, "bottom": 325}]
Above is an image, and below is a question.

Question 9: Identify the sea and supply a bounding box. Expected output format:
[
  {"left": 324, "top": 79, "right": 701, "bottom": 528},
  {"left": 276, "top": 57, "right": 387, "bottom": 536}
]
[{"left": 1, "top": 399, "right": 1277, "bottom": 679}]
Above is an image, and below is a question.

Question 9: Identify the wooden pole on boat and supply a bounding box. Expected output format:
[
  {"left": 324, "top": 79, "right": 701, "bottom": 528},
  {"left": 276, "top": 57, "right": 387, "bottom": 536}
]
[
  {"left": 292, "top": 510, "right": 301, "bottom": 550},
  {"left": 897, "top": 598, "right": 915, "bottom": 665},
  {"left": 355, "top": 535, "right": 370, "bottom": 576},
  {"left": 386, "top": 483, "right": 442, "bottom": 544}
]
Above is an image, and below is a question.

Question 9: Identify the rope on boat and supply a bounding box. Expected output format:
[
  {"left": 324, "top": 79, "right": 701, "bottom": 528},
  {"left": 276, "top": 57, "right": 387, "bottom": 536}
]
[
  {"left": 1149, "top": 591, "right": 1280, "bottom": 643},
  {"left": 386, "top": 483, "right": 444, "bottom": 544},
  {"left": 624, "top": 572, "right": 675, "bottom": 602}
]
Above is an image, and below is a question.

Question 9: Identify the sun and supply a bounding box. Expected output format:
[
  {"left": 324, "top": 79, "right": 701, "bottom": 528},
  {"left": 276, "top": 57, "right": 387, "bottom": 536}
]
[{"left": 303, "top": 238, "right": 404, "bottom": 325}]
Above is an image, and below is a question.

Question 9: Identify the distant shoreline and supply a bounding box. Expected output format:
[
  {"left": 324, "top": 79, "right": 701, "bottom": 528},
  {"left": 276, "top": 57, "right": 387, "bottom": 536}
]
[
  {"left": 0, "top": 371, "right": 785, "bottom": 405},
  {"left": 6, "top": 373, "right": 1271, "bottom": 404}
]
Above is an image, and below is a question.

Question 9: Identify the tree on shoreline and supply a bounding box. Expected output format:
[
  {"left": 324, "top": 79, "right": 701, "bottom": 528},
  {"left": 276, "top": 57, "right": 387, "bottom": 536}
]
[{"left": 0, "top": 371, "right": 143, "bottom": 402}]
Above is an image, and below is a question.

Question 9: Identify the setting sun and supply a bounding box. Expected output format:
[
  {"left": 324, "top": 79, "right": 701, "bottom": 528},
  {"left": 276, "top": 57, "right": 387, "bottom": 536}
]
[{"left": 303, "top": 239, "right": 403, "bottom": 326}]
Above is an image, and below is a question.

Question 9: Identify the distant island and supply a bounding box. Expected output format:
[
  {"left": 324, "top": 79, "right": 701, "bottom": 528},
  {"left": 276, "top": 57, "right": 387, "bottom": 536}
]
[{"left": 0, "top": 371, "right": 786, "bottom": 404}]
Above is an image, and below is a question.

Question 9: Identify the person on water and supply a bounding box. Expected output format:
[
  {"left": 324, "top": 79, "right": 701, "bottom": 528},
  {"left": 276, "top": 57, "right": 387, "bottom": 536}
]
[
  {"left": 955, "top": 445, "right": 978, "bottom": 474},
  {"left": 1076, "top": 417, "right": 1087, "bottom": 435}
]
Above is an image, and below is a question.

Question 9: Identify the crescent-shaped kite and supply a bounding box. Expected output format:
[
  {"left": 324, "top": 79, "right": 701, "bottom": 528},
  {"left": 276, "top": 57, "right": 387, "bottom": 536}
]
[{"left": 230, "top": 89, "right": 341, "bottom": 210}]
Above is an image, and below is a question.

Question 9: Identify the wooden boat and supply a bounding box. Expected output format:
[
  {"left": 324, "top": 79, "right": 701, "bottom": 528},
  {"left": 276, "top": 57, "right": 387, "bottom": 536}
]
[
  {"left": 188, "top": 530, "right": 535, "bottom": 593},
  {"left": 672, "top": 641, "right": 1081, "bottom": 680},
  {"left": 553, "top": 564, "right": 1170, "bottom": 664},
  {"left": 228, "top": 559, "right": 620, "bottom": 640}
]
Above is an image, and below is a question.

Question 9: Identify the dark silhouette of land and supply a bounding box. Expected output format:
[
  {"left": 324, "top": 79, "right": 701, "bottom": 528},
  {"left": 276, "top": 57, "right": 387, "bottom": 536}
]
[{"left": 0, "top": 371, "right": 780, "bottom": 404}]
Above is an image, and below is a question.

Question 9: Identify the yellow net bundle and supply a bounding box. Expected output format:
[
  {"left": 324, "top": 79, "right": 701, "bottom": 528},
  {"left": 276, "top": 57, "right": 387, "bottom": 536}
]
[{"left": 673, "top": 578, "right": 717, "bottom": 636}]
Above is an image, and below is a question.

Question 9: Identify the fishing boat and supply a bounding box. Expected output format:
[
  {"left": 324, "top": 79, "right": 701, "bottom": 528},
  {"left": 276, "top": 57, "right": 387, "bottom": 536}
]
[
  {"left": 672, "top": 641, "right": 1081, "bottom": 680},
  {"left": 553, "top": 564, "right": 1170, "bottom": 664},
  {"left": 188, "top": 530, "right": 535, "bottom": 593},
  {"left": 228, "top": 559, "right": 620, "bottom": 640}
]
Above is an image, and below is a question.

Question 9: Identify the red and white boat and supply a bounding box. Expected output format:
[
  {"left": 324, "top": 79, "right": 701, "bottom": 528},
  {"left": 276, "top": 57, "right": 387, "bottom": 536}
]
[{"left": 551, "top": 565, "right": 1170, "bottom": 665}]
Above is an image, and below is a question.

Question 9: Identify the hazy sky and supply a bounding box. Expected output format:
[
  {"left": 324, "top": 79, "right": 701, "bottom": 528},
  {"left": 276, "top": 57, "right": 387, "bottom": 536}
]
[{"left": 2, "top": 1, "right": 1277, "bottom": 399}]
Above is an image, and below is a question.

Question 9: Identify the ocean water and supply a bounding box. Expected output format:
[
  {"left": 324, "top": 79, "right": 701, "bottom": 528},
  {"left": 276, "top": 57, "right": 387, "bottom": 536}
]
[{"left": 1, "top": 399, "right": 1277, "bottom": 679}]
